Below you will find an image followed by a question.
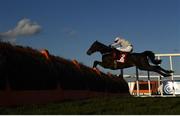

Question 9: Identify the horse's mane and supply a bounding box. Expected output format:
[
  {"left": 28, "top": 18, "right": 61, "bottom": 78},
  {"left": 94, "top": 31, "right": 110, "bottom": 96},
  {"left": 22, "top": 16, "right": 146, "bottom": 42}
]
[{"left": 95, "top": 41, "right": 107, "bottom": 47}]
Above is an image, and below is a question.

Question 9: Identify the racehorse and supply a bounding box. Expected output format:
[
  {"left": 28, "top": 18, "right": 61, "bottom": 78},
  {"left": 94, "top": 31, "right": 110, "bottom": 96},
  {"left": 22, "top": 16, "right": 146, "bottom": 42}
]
[{"left": 87, "top": 41, "right": 173, "bottom": 77}]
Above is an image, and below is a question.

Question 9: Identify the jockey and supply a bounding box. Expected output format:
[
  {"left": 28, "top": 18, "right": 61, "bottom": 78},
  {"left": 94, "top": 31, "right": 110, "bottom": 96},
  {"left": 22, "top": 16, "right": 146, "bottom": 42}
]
[
  {"left": 111, "top": 37, "right": 133, "bottom": 53},
  {"left": 111, "top": 37, "right": 133, "bottom": 64}
]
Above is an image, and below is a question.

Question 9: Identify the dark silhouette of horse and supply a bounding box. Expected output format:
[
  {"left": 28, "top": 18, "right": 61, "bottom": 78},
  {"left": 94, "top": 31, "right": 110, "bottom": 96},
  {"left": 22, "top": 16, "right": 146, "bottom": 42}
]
[{"left": 87, "top": 41, "right": 173, "bottom": 77}]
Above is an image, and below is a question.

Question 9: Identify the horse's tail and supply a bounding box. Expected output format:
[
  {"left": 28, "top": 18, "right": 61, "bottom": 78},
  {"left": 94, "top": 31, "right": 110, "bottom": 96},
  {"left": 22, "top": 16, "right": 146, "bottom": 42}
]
[{"left": 144, "top": 51, "right": 162, "bottom": 65}]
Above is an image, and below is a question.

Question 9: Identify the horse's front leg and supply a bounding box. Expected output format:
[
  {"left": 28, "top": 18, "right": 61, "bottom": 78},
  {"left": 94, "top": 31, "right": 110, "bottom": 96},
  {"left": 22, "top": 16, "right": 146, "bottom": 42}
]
[{"left": 93, "top": 60, "right": 101, "bottom": 68}]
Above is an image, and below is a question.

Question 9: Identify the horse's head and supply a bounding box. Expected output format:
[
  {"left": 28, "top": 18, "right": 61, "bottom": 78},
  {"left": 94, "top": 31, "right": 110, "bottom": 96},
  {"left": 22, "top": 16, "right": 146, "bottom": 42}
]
[
  {"left": 87, "top": 41, "right": 112, "bottom": 55},
  {"left": 87, "top": 41, "right": 100, "bottom": 55}
]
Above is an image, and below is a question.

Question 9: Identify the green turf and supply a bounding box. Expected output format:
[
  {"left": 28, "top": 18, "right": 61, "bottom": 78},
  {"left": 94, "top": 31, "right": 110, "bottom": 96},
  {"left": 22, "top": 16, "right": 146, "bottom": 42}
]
[{"left": 0, "top": 96, "right": 180, "bottom": 115}]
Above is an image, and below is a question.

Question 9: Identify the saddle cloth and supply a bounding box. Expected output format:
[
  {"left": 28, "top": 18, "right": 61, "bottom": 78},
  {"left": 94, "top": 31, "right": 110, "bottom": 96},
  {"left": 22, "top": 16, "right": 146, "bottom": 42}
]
[{"left": 113, "top": 52, "right": 128, "bottom": 63}]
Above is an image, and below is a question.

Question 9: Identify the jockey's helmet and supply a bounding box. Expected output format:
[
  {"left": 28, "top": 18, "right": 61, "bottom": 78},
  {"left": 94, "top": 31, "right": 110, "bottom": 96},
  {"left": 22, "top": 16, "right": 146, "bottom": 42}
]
[{"left": 114, "top": 37, "right": 123, "bottom": 43}]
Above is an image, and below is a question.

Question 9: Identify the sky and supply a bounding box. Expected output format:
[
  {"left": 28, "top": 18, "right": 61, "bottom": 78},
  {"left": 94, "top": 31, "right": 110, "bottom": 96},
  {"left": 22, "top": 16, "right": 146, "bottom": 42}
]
[{"left": 0, "top": 0, "right": 179, "bottom": 75}]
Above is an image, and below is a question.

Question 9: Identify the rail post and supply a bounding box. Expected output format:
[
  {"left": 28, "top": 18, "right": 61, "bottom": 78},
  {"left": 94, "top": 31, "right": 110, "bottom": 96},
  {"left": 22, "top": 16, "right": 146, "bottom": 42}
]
[
  {"left": 169, "top": 56, "right": 175, "bottom": 96},
  {"left": 156, "top": 56, "right": 163, "bottom": 96},
  {"left": 136, "top": 67, "right": 139, "bottom": 96},
  {"left": 120, "top": 69, "right": 124, "bottom": 78},
  {"left": 147, "top": 71, "right": 151, "bottom": 96}
]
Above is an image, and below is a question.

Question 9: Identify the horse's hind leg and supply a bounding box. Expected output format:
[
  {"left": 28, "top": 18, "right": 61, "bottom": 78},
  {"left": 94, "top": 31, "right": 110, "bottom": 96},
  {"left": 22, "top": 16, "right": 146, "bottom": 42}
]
[
  {"left": 152, "top": 66, "right": 172, "bottom": 77},
  {"left": 154, "top": 66, "right": 174, "bottom": 73},
  {"left": 153, "top": 68, "right": 171, "bottom": 77},
  {"left": 138, "top": 65, "right": 171, "bottom": 77}
]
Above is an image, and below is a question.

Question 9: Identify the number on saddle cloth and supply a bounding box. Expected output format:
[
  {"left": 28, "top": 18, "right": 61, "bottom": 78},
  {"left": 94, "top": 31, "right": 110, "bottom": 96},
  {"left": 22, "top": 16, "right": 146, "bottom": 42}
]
[
  {"left": 118, "top": 53, "right": 127, "bottom": 63},
  {"left": 113, "top": 51, "right": 127, "bottom": 63}
]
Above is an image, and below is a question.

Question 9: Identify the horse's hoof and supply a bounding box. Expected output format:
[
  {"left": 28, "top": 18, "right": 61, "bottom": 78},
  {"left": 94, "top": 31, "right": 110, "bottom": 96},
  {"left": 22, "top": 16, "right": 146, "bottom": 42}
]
[
  {"left": 93, "top": 67, "right": 96, "bottom": 70},
  {"left": 87, "top": 51, "right": 91, "bottom": 55},
  {"left": 169, "top": 70, "right": 174, "bottom": 73},
  {"left": 93, "top": 67, "right": 99, "bottom": 71},
  {"left": 92, "top": 67, "right": 101, "bottom": 75},
  {"left": 156, "top": 59, "right": 162, "bottom": 64}
]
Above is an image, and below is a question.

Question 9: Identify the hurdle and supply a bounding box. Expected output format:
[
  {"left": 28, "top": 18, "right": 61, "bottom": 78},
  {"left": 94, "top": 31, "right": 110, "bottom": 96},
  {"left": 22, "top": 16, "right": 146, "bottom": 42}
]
[
  {"left": 134, "top": 67, "right": 151, "bottom": 96},
  {"left": 72, "top": 59, "right": 81, "bottom": 69}
]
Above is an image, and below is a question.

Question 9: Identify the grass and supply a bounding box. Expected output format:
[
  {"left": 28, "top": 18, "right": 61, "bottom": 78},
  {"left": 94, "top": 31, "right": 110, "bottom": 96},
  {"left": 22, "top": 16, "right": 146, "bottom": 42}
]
[{"left": 0, "top": 96, "right": 180, "bottom": 115}]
